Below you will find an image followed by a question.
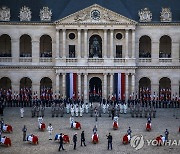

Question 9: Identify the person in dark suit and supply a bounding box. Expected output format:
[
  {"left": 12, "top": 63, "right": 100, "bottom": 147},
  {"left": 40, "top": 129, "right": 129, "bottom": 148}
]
[
  {"left": 73, "top": 133, "right": 77, "bottom": 150},
  {"left": 107, "top": 133, "right": 112, "bottom": 150},
  {"left": 81, "top": 131, "right": 86, "bottom": 146},
  {"left": 22, "top": 125, "right": 27, "bottom": 141},
  {"left": 58, "top": 133, "right": 65, "bottom": 151}
]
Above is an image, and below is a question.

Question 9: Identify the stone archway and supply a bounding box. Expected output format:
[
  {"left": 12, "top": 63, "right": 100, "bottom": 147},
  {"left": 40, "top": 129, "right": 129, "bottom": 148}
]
[{"left": 89, "top": 77, "right": 102, "bottom": 102}]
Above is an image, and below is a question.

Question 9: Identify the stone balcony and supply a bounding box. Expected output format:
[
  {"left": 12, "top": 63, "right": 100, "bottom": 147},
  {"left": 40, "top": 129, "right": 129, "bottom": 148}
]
[
  {"left": 19, "top": 57, "right": 32, "bottom": 62},
  {"left": 0, "top": 57, "right": 12, "bottom": 62},
  {"left": 159, "top": 58, "right": 172, "bottom": 63},
  {"left": 138, "top": 58, "right": 152, "bottom": 63},
  {"left": 39, "top": 57, "right": 52, "bottom": 62}
]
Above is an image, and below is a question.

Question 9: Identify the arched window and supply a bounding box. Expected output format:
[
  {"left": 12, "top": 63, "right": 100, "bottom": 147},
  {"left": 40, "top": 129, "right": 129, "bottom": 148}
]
[
  {"left": 159, "top": 35, "right": 171, "bottom": 58},
  {"left": 89, "top": 35, "right": 102, "bottom": 58},
  {"left": 0, "top": 34, "right": 11, "bottom": 57},
  {"left": 40, "top": 35, "right": 52, "bottom": 57},
  {"left": 20, "top": 77, "right": 32, "bottom": 89},
  {"left": 139, "top": 36, "right": 151, "bottom": 58},
  {"left": 20, "top": 34, "right": 32, "bottom": 57}
]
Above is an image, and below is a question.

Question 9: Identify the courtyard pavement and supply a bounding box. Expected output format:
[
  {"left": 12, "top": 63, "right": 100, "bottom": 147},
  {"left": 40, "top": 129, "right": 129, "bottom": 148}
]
[{"left": 0, "top": 107, "right": 179, "bottom": 154}]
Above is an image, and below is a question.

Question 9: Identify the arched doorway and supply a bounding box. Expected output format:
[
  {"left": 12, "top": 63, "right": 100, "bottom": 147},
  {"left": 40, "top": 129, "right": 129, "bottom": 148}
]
[
  {"left": 159, "top": 77, "right": 171, "bottom": 100},
  {"left": 20, "top": 77, "right": 32, "bottom": 89},
  {"left": 139, "top": 77, "right": 151, "bottom": 100},
  {"left": 40, "top": 77, "right": 52, "bottom": 95},
  {"left": 89, "top": 35, "right": 102, "bottom": 58},
  {"left": 0, "top": 77, "right": 11, "bottom": 90},
  {"left": 89, "top": 77, "right": 102, "bottom": 102}
]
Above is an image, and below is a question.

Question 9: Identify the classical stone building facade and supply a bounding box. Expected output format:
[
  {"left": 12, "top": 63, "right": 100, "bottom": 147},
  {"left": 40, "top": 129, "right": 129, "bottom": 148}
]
[{"left": 0, "top": 0, "right": 179, "bottom": 102}]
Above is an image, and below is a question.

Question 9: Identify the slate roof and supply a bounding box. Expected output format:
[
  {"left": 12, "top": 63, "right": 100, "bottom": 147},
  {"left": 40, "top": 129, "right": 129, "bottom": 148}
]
[{"left": 0, "top": 0, "right": 179, "bottom": 23}]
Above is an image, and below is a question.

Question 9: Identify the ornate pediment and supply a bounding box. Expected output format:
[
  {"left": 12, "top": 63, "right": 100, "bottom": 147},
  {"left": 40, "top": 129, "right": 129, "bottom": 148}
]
[
  {"left": 55, "top": 4, "right": 137, "bottom": 24},
  {"left": 19, "top": 6, "right": 32, "bottom": 21},
  {"left": 138, "top": 8, "right": 152, "bottom": 22},
  {"left": 160, "top": 8, "right": 172, "bottom": 22},
  {"left": 40, "top": 7, "right": 52, "bottom": 22},
  {"left": 0, "top": 6, "right": 10, "bottom": 21}
]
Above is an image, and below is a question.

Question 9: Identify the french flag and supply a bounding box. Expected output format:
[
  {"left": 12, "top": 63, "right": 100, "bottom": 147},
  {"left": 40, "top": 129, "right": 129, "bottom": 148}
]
[
  {"left": 66, "top": 73, "right": 77, "bottom": 99},
  {"left": 114, "top": 73, "right": 125, "bottom": 100}
]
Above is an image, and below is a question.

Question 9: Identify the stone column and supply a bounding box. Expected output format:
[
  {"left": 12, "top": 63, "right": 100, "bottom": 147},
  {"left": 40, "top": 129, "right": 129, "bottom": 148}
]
[
  {"left": 56, "top": 73, "right": 60, "bottom": 93},
  {"left": 132, "top": 30, "right": 135, "bottom": 58},
  {"left": 84, "top": 29, "right": 88, "bottom": 58},
  {"left": 62, "top": 29, "right": 66, "bottom": 59},
  {"left": 110, "top": 73, "right": 114, "bottom": 96},
  {"left": 62, "top": 73, "right": 66, "bottom": 98},
  {"left": 78, "top": 73, "right": 81, "bottom": 99},
  {"left": 77, "top": 29, "right": 81, "bottom": 58},
  {"left": 125, "top": 73, "right": 129, "bottom": 101},
  {"left": 84, "top": 73, "right": 88, "bottom": 103},
  {"left": 103, "top": 29, "right": 107, "bottom": 58},
  {"left": 172, "top": 41, "right": 179, "bottom": 62},
  {"left": 32, "top": 40, "right": 40, "bottom": 63},
  {"left": 131, "top": 73, "right": 135, "bottom": 96},
  {"left": 56, "top": 29, "right": 60, "bottom": 58},
  {"left": 103, "top": 73, "right": 107, "bottom": 99},
  {"left": 110, "top": 29, "right": 114, "bottom": 58},
  {"left": 125, "top": 29, "right": 129, "bottom": 58},
  {"left": 11, "top": 38, "right": 19, "bottom": 63}
]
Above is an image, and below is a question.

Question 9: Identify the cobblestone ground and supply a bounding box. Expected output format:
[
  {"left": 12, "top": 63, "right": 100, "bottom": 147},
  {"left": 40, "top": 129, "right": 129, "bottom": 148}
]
[{"left": 0, "top": 107, "right": 180, "bottom": 154}]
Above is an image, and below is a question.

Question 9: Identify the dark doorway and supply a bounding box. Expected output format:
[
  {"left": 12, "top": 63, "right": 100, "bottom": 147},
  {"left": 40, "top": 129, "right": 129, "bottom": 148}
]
[{"left": 89, "top": 77, "right": 102, "bottom": 102}]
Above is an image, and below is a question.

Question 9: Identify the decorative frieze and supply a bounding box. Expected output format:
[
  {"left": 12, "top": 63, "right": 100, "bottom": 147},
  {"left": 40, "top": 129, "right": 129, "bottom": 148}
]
[
  {"left": 0, "top": 6, "right": 10, "bottom": 21},
  {"left": 160, "top": 8, "right": 172, "bottom": 22},
  {"left": 138, "top": 8, "right": 152, "bottom": 22},
  {"left": 40, "top": 7, "right": 52, "bottom": 22},
  {"left": 19, "top": 6, "right": 32, "bottom": 21}
]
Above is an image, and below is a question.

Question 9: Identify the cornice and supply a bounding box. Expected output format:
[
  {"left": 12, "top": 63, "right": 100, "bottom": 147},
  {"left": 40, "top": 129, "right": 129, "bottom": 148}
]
[
  {"left": 0, "top": 65, "right": 179, "bottom": 69},
  {"left": 0, "top": 22, "right": 55, "bottom": 26},
  {"left": 138, "top": 22, "right": 180, "bottom": 26}
]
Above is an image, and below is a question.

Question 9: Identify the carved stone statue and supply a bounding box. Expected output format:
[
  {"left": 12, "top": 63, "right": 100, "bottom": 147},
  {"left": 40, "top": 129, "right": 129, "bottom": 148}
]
[
  {"left": 92, "top": 37, "right": 100, "bottom": 58},
  {"left": 160, "top": 8, "right": 172, "bottom": 22},
  {"left": 19, "top": 6, "right": 32, "bottom": 21},
  {"left": 138, "top": 8, "right": 152, "bottom": 22},
  {"left": 0, "top": 6, "right": 10, "bottom": 21},
  {"left": 40, "top": 7, "right": 52, "bottom": 22}
]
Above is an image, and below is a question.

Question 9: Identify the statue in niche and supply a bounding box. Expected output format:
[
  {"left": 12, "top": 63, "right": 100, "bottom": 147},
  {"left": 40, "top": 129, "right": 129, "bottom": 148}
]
[{"left": 92, "top": 37, "right": 100, "bottom": 58}]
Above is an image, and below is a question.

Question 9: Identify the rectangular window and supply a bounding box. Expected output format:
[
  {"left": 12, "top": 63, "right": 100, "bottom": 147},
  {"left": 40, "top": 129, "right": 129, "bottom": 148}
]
[
  {"left": 116, "top": 45, "right": 122, "bottom": 58},
  {"left": 69, "top": 45, "right": 75, "bottom": 58}
]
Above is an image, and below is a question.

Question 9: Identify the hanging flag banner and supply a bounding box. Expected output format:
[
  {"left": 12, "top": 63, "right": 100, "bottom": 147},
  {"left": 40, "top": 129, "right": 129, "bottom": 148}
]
[
  {"left": 66, "top": 73, "right": 77, "bottom": 99},
  {"left": 114, "top": 73, "right": 125, "bottom": 100}
]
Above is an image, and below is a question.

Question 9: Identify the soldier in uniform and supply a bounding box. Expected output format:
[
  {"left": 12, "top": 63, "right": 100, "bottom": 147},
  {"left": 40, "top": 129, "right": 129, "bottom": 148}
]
[
  {"left": 139, "top": 105, "right": 143, "bottom": 118},
  {"left": 144, "top": 107, "right": 148, "bottom": 118},
  {"left": 40, "top": 104, "right": 45, "bottom": 117},
  {"left": 31, "top": 104, "right": 36, "bottom": 118},
  {"left": 120, "top": 102, "right": 123, "bottom": 114},
  {"left": 90, "top": 103, "right": 93, "bottom": 117},
  {"left": 79, "top": 105, "right": 83, "bottom": 117},
  {"left": 85, "top": 102, "right": 89, "bottom": 114},
  {"left": 55, "top": 103, "right": 60, "bottom": 117},
  {"left": 71, "top": 104, "right": 75, "bottom": 117},
  {"left": 51, "top": 102, "right": 55, "bottom": 117},
  {"left": 60, "top": 102, "right": 64, "bottom": 117},
  {"left": 123, "top": 102, "right": 128, "bottom": 114},
  {"left": 98, "top": 104, "right": 102, "bottom": 117},
  {"left": 36, "top": 105, "right": 40, "bottom": 117},
  {"left": 152, "top": 107, "right": 156, "bottom": 118},
  {"left": 75, "top": 104, "right": 79, "bottom": 117},
  {"left": 102, "top": 101, "right": 106, "bottom": 114}
]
